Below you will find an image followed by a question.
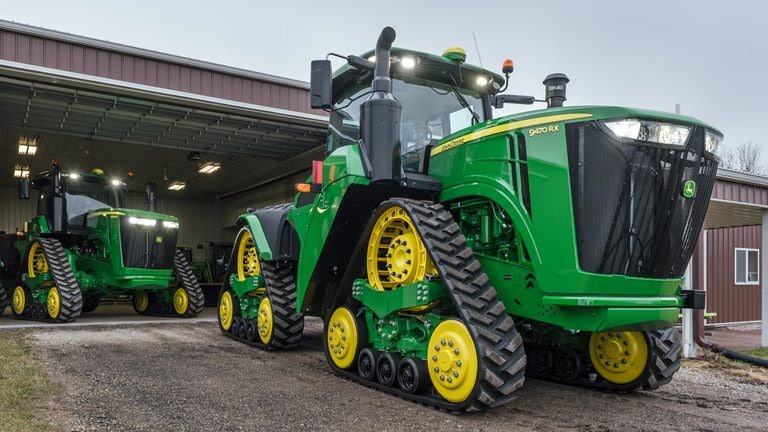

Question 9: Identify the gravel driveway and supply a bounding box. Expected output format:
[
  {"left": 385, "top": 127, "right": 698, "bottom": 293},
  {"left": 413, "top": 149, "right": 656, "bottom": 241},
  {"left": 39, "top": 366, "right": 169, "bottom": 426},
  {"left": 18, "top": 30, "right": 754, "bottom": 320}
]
[{"left": 30, "top": 318, "right": 768, "bottom": 432}]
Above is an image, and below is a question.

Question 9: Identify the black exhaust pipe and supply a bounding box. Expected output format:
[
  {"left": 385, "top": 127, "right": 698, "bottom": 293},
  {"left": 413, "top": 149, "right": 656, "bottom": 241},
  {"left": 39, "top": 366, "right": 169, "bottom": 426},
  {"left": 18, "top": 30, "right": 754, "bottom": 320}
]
[
  {"left": 360, "top": 26, "right": 401, "bottom": 183},
  {"left": 51, "top": 161, "right": 66, "bottom": 233},
  {"left": 146, "top": 182, "right": 157, "bottom": 212},
  {"left": 543, "top": 73, "right": 569, "bottom": 108}
]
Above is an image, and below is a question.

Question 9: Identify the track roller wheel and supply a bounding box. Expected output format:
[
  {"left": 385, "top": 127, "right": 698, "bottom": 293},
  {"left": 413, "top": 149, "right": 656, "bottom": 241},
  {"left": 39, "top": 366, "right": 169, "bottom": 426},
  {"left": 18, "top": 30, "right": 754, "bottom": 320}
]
[
  {"left": 358, "top": 348, "right": 379, "bottom": 381},
  {"left": 555, "top": 350, "right": 583, "bottom": 381},
  {"left": 237, "top": 318, "right": 248, "bottom": 339},
  {"left": 232, "top": 317, "right": 244, "bottom": 338},
  {"left": 427, "top": 319, "right": 479, "bottom": 403},
  {"left": 218, "top": 290, "right": 240, "bottom": 333},
  {"left": 82, "top": 294, "right": 100, "bottom": 313},
  {"left": 246, "top": 320, "right": 257, "bottom": 342},
  {"left": 398, "top": 357, "right": 428, "bottom": 394},
  {"left": 11, "top": 285, "right": 29, "bottom": 317},
  {"left": 172, "top": 249, "right": 204, "bottom": 317},
  {"left": 376, "top": 352, "right": 400, "bottom": 387},
  {"left": 325, "top": 306, "right": 365, "bottom": 370},
  {"left": 526, "top": 346, "right": 554, "bottom": 375}
]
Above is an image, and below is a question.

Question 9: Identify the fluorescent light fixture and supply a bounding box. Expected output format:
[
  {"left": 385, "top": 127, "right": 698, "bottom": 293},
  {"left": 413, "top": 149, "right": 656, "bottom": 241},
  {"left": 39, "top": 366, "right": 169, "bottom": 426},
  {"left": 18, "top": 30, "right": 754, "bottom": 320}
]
[
  {"left": 163, "top": 220, "right": 180, "bottom": 229},
  {"left": 128, "top": 217, "right": 157, "bottom": 227},
  {"left": 111, "top": 179, "right": 122, "bottom": 186},
  {"left": 400, "top": 56, "right": 417, "bottom": 69},
  {"left": 13, "top": 164, "right": 29, "bottom": 178},
  {"left": 69, "top": 173, "right": 80, "bottom": 179},
  {"left": 168, "top": 181, "right": 186, "bottom": 191},
  {"left": 18, "top": 138, "right": 38, "bottom": 155},
  {"left": 198, "top": 162, "right": 221, "bottom": 174}
]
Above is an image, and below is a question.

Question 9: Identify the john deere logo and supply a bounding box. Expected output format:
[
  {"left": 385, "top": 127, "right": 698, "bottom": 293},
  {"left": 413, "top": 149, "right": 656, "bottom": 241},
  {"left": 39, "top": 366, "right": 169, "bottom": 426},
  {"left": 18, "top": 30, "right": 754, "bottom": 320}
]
[
  {"left": 682, "top": 180, "right": 696, "bottom": 198},
  {"left": 155, "top": 236, "right": 163, "bottom": 244}
]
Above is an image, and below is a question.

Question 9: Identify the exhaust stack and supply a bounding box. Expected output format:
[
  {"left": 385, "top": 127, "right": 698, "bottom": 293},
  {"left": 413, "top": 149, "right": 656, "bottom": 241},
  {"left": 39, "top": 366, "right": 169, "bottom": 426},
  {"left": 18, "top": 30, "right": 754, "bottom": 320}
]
[
  {"left": 360, "top": 27, "right": 402, "bottom": 183},
  {"left": 146, "top": 182, "right": 158, "bottom": 212}
]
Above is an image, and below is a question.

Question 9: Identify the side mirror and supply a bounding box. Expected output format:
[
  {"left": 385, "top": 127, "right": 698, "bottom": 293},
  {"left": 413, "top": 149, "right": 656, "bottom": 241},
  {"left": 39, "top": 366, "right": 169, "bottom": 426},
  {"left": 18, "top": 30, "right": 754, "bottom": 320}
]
[
  {"left": 310, "top": 60, "right": 332, "bottom": 109},
  {"left": 18, "top": 179, "right": 30, "bottom": 200},
  {"left": 196, "top": 243, "right": 204, "bottom": 250}
]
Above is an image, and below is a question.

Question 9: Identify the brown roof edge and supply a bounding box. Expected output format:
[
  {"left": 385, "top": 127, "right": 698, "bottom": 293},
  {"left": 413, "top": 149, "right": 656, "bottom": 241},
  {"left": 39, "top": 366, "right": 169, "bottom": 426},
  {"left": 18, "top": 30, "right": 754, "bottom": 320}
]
[{"left": 0, "top": 18, "right": 310, "bottom": 90}]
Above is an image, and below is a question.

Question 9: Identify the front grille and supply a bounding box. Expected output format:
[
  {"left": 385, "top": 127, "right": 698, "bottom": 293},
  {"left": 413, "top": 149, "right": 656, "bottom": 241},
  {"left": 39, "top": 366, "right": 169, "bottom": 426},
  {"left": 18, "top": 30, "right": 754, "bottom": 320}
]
[
  {"left": 119, "top": 218, "right": 178, "bottom": 269},
  {"left": 567, "top": 122, "right": 717, "bottom": 278}
]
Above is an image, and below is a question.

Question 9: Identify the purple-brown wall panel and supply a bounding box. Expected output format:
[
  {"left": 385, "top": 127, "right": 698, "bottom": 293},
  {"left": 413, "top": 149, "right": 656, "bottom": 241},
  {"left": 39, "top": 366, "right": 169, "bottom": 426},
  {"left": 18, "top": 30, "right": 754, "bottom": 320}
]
[
  {"left": 713, "top": 180, "right": 768, "bottom": 206},
  {"left": 0, "top": 30, "right": 325, "bottom": 116},
  {"left": 705, "top": 226, "right": 762, "bottom": 324}
]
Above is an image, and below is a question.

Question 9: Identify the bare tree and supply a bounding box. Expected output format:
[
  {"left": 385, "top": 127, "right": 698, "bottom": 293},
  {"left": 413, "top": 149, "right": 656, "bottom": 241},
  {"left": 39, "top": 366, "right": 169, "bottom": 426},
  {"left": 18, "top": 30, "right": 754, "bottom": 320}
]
[{"left": 717, "top": 141, "right": 766, "bottom": 176}]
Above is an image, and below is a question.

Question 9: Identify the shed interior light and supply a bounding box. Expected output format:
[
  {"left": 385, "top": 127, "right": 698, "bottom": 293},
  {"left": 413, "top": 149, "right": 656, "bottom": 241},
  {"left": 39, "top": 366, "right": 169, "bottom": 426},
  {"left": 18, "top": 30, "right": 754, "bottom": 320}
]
[
  {"left": 13, "top": 164, "right": 30, "bottom": 178},
  {"left": 168, "top": 181, "right": 186, "bottom": 191},
  {"left": 18, "top": 137, "right": 38, "bottom": 155},
  {"left": 198, "top": 162, "right": 221, "bottom": 174}
]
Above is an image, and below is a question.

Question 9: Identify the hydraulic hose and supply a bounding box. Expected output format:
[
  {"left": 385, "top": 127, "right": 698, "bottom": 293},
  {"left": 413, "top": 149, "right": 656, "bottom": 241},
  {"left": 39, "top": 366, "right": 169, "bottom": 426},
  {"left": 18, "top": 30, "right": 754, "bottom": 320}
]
[{"left": 694, "top": 309, "right": 768, "bottom": 367}]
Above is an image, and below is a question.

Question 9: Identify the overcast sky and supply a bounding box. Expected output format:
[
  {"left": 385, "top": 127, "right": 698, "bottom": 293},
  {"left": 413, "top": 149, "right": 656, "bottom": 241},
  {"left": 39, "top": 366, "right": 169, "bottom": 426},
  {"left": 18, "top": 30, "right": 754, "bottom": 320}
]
[{"left": 4, "top": 1, "right": 767, "bottom": 156}]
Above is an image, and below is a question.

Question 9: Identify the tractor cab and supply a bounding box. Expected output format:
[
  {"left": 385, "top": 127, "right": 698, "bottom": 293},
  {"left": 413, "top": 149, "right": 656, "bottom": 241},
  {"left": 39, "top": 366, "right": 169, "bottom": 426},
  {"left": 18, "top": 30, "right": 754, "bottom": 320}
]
[
  {"left": 326, "top": 47, "right": 504, "bottom": 173},
  {"left": 28, "top": 167, "right": 125, "bottom": 236}
]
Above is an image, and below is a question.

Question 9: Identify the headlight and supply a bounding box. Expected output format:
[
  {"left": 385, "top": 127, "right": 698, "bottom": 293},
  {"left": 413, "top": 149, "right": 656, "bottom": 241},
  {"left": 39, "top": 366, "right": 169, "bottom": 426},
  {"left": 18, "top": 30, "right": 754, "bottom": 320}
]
[
  {"left": 705, "top": 131, "right": 722, "bottom": 154},
  {"left": 128, "top": 217, "right": 157, "bottom": 227},
  {"left": 163, "top": 220, "right": 179, "bottom": 229},
  {"left": 602, "top": 119, "right": 691, "bottom": 146}
]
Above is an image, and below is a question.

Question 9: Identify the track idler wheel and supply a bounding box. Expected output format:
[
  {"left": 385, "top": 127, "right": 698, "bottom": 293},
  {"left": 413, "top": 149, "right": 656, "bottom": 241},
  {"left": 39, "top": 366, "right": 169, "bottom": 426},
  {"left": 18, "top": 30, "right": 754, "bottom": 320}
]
[
  {"left": 11, "top": 285, "right": 29, "bottom": 317},
  {"left": 427, "top": 319, "right": 479, "bottom": 403},
  {"left": 588, "top": 331, "right": 647, "bottom": 385},
  {"left": 398, "top": 358, "right": 429, "bottom": 394},
  {"left": 218, "top": 290, "right": 240, "bottom": 333},
  {"left": 326, "top": 306, "right": 365, "bottom": 370},
  {"left": 376, "top": 352, "right": 400, "bottom": 387}
]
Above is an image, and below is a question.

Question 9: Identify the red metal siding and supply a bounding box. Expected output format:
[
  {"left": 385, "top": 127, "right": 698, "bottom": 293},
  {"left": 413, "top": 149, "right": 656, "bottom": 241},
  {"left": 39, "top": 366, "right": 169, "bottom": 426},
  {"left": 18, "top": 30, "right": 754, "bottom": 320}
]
[
  {"left": 704, "top": 226, "right": 763, "bottom": 324},
  {"left": 712, "top": 180, "right": 768, "bottom": 207},
  {"left": 0, "top": 30, "right": 324, "bottom": 116}
]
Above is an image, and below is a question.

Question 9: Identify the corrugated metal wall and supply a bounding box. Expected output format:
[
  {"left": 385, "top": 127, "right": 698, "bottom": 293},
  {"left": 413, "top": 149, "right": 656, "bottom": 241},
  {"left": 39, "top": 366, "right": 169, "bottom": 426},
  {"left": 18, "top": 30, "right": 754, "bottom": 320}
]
[
  {"left": 0, "top": 186, "right": 222, "bottom": 261},
  {"left": 0, "top": 29, "right": 322, "bottom": 115},
  {"left": 713, "top": 180, "right": 768, "bottom": 206},
  {"left": 220, "top": 170, "right": 309, "bottom": 230},
  {"left": 705, "top": 226, "right": 763, "bottom": 324}
]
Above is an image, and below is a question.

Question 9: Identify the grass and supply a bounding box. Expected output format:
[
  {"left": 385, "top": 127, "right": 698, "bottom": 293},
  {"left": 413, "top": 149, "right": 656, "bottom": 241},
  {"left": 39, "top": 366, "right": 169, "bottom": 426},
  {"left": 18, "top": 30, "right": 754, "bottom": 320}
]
[
  {"left": 741, "top": 347, "right": 768, "bottom": 360},
  {"left": 0, "top": 331, "right": 55, "bottom": 432}
]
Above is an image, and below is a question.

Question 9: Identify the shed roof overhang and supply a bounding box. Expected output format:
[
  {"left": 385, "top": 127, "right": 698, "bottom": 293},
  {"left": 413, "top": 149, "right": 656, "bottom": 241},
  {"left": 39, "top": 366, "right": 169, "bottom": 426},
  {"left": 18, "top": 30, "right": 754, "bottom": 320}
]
[{"left": 0, "top": 59, "right": 328, "bottom": 159}]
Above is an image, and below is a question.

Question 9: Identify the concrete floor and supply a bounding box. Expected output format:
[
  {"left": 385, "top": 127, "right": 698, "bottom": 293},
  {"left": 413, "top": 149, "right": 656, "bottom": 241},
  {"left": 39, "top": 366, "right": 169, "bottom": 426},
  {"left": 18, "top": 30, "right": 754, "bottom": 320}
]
[{"left": 0, "top": 304, "right": 216, "bottom": 329}]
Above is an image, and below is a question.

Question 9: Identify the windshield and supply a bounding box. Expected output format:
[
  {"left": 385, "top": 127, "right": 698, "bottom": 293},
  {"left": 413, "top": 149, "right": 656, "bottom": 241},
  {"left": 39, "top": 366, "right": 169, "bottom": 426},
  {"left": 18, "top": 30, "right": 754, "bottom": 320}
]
[
  {"left": 328, "top": 78, "right": 486, "bottom": 172},
  {"left": 64, "top": 178, "right": 123, "bottom": 223}
]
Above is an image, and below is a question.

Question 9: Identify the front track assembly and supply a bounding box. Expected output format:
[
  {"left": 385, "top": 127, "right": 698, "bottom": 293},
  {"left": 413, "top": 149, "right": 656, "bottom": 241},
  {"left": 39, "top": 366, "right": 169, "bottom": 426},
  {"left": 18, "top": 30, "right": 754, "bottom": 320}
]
[
  {"left": 326, "top": 198, "right": 527, "bottom": 412},
  {"left": 133, "top": 249, "right": 205, "bottom": 318}
]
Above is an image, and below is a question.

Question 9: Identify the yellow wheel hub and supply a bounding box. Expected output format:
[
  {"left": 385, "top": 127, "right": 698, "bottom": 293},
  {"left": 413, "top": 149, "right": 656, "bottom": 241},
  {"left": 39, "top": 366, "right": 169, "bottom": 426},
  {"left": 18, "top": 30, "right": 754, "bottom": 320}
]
[
  {"left": 588, "top": 331, "right": 648, "bottom": 384},
  {"left": 12, "top": 286, "right": 26, "bottom": 315},
  {"left": 219, "top": 291, "right": 234, "bottom": 331},
  {"left": 47, "top": 287, "right": 61, "bottom": 319},
  {"left": 27, "top": 242, "right": 48, "bottom": 278},
  {"left": 366, "top": 205, "right": 436, "bottom": 291},
  {"left": 236, "top": 230, "right": 260, "bottom": 281},
  {"left": 134, "top": 291, "right": 149, "bottom": 313},
  {"left": 173, "top": 287, "right": 189, "bottom": 315},
  {"left": 327, "top": 307, "right": 359, "bottom": 369},
  {"left": 257, "top": 297, "right": 274, "bottom": 344},
  {"left": 427, "top": 319, "right": 478, "bottom": 403}
]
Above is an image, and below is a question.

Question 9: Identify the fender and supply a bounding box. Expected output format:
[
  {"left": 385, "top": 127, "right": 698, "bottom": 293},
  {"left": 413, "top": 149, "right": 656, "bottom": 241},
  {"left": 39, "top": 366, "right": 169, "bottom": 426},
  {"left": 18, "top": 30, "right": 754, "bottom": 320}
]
[{"left": 236, "top": 203, "right": 300, "bottom": 262}]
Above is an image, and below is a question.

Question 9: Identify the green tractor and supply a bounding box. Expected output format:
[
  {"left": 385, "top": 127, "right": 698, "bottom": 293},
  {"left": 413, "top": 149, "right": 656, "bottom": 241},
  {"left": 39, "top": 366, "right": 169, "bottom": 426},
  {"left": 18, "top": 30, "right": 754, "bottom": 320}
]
[
  {"left": 0, "top": 164, "right": 204, "bottom": 322},
  {"left": 217, "top": 27, "right": 716, "bottom": 411}
]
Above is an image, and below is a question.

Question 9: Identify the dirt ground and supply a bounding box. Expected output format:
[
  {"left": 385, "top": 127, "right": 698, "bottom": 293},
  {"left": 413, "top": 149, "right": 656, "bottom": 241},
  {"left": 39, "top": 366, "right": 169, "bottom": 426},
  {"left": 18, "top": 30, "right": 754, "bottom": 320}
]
[{"left": 27, "top": 318, "right": 768, "bottom": 432}]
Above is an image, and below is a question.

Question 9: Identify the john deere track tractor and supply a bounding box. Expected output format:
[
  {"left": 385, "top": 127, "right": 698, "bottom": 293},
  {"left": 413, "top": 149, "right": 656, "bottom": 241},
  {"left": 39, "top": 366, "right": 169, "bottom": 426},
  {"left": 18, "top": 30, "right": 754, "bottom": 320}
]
[
  {"left": 217, "top": 27, "right": 716, "bottom": 412},
  {"left": 0, "top": 163, "right": 203, "bottom": 323}
]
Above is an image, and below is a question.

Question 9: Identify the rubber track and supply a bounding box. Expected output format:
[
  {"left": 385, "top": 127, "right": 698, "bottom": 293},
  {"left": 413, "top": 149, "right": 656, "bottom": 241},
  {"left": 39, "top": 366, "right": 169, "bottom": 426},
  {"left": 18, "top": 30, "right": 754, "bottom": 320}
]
[
  {"left": 35, "top": 238, "right": 82, "bottom": 323},
  {"left": 328, "top": 198, "right": 527, "bottom": 412},
  {"left": 173, "top": 249, "right": 205, "bottom": 317},
  {"left": 0, "top": 283, "right": 8, "bottom": 315},
  {"left": 526, "top": 327, "right": 682, "bottom": 391},
  {"left": 220, "top": 259, "right": 304, "bottom": 350}
]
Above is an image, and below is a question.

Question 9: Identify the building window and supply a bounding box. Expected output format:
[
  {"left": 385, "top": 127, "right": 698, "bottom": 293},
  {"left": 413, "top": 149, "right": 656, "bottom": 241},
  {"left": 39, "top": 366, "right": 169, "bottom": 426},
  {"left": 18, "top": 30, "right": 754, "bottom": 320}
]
[{"left": 735, "top": 248, "right": 759, "bottom": 285}]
